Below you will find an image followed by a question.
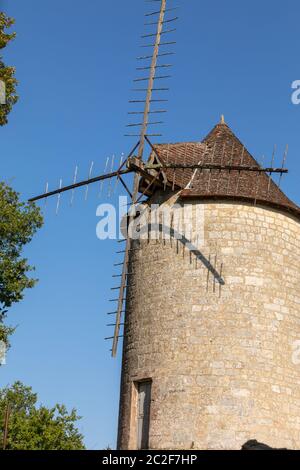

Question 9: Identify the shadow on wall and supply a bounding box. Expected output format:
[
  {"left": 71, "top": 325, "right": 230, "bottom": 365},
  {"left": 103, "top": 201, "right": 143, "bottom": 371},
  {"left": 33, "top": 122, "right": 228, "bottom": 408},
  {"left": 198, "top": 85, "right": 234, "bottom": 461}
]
[
  {"left": 242, "top": 440, "right": 288, "bottom": 451},
  {"left": 136, "top": 223, "right": 225, "bottom": 286}
]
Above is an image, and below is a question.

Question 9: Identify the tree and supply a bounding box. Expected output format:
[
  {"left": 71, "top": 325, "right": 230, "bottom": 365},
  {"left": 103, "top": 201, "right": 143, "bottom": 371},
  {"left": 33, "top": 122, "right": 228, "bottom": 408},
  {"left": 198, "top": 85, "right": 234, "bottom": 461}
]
[
  {"left": 0, "top": 183, "right": 43, "bottom": 348},
  {"left": 0, "top": 10, "right": 42, "bottom": 349},
  {"left": 0, "top": 12, "right": 18, "bottom": 125},
  {"left": 0, "top": 382, "right": 85, "bottom": 450}
]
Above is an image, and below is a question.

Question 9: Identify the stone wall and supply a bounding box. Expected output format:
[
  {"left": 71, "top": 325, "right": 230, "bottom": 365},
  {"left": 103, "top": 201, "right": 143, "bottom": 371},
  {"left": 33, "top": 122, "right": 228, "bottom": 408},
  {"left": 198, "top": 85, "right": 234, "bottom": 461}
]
[{"left": 117, "top": 198, "right": 300, "bottom": 450}]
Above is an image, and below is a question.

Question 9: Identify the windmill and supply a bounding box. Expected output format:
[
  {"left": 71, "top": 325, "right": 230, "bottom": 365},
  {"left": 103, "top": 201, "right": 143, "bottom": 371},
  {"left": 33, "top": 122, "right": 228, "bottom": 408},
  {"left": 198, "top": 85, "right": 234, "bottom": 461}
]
[{"left": 29, "top": 0, "right": 289, "bottom": 361}]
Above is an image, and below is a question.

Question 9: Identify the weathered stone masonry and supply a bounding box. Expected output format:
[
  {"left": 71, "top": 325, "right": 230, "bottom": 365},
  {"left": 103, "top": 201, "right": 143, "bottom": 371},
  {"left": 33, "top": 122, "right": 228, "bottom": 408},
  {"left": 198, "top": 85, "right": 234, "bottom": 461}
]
[{"left": 117, "top": 122, "right": 300, "bottom": 450}]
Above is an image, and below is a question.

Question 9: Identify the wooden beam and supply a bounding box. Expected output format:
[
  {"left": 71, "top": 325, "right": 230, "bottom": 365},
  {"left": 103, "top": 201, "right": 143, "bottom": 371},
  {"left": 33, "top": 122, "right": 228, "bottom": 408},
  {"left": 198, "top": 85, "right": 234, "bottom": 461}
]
[{"left": 137, "top": 0, "right": 167, "bottom": 160}]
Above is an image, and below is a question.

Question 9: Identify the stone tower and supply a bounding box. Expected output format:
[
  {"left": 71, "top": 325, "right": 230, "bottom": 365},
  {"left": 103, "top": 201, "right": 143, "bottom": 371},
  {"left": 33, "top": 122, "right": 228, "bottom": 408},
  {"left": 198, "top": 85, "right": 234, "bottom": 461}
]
[{"left": 117, "top": 120, "right": 300, "bottom": 450}]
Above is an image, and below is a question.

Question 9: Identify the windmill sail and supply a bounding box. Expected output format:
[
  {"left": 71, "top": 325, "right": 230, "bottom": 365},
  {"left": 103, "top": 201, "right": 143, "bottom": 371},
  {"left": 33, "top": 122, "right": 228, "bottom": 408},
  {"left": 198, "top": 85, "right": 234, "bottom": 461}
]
[{"left": 29, "top": 1, "right": 289, "bottom": 359}]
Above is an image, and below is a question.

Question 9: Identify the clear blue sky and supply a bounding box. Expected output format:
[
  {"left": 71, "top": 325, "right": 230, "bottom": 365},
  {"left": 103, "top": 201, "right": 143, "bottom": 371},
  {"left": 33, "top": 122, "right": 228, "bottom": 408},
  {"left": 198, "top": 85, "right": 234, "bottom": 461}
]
[{"left": 1, "top": 0, "right": 299, "bottom": 449}]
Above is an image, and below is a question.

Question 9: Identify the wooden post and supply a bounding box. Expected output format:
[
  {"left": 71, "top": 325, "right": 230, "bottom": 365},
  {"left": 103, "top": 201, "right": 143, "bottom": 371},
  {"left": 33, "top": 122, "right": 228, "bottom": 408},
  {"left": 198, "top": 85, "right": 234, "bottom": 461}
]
[
  {"left": 112, "top": 0, "right": 168, "bottom": 357},
  {"left": 137, "top": 0, "right": 167, "bottom": 163}
]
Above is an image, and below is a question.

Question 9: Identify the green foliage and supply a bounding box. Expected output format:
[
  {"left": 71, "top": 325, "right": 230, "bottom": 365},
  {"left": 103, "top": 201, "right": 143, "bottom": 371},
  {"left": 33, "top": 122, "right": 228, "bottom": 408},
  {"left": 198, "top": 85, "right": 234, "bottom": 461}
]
[
  {"left": 0, "top": 12, "right": 18, "bottom": 126},
  {"left": 0, "top": 183, "right": 43, "bottom": 346},
  {"left": 0, "top": 382, "right": 85, "bottom": 450},
  {"left": 0, "top": 13, "right": 16, "bottom": 49},
  {"left": 0, "top": 13, "right": 42, "bottom": 349}
]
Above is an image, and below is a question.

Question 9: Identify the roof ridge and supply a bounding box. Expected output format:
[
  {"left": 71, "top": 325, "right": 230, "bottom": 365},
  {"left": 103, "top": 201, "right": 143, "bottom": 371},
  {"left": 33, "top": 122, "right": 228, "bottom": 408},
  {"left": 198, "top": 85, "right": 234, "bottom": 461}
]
[
  {"left": 154, "top": 141, "right": 203, "bottom": 147},
  {"left": 202, "top": 122, "right": 261, "bottom": 167}
]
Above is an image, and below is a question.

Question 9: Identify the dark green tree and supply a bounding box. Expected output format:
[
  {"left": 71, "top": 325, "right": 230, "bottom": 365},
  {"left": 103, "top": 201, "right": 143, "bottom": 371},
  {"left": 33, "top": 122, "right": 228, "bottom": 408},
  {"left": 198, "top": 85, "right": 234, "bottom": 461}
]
[
  {"left": 0, "top": 382, "right": 85, "bottom": 450},
  {"left": 0, "top": 11, "right": 18, "bottom": 125},
  {"left": 0, "top": 11, "right": 43, "bottom": 349},
  {"left": 0, "top": 183, "right": 43, "bottom": 347}
]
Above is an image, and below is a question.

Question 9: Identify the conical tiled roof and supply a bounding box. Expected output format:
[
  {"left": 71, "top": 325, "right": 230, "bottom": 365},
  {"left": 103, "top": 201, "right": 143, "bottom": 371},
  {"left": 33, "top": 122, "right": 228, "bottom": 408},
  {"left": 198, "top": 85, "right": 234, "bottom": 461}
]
[{"left": 151, "top": 121, "right": 300, "bottom": 220}]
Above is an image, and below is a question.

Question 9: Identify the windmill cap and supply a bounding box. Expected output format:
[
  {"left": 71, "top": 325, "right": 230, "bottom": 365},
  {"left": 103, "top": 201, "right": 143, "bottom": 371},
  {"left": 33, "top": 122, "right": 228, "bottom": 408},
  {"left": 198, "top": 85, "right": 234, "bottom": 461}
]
[{"left": 147, "top": 120, "right": 300, "bottom": 221}]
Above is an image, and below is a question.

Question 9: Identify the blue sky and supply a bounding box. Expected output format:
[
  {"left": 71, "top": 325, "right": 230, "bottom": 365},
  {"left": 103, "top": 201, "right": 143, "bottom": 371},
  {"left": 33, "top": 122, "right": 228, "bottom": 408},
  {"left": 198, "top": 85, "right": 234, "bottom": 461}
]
[{"left": 1, "top": 0, "right": 299, "bottom": 449}]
